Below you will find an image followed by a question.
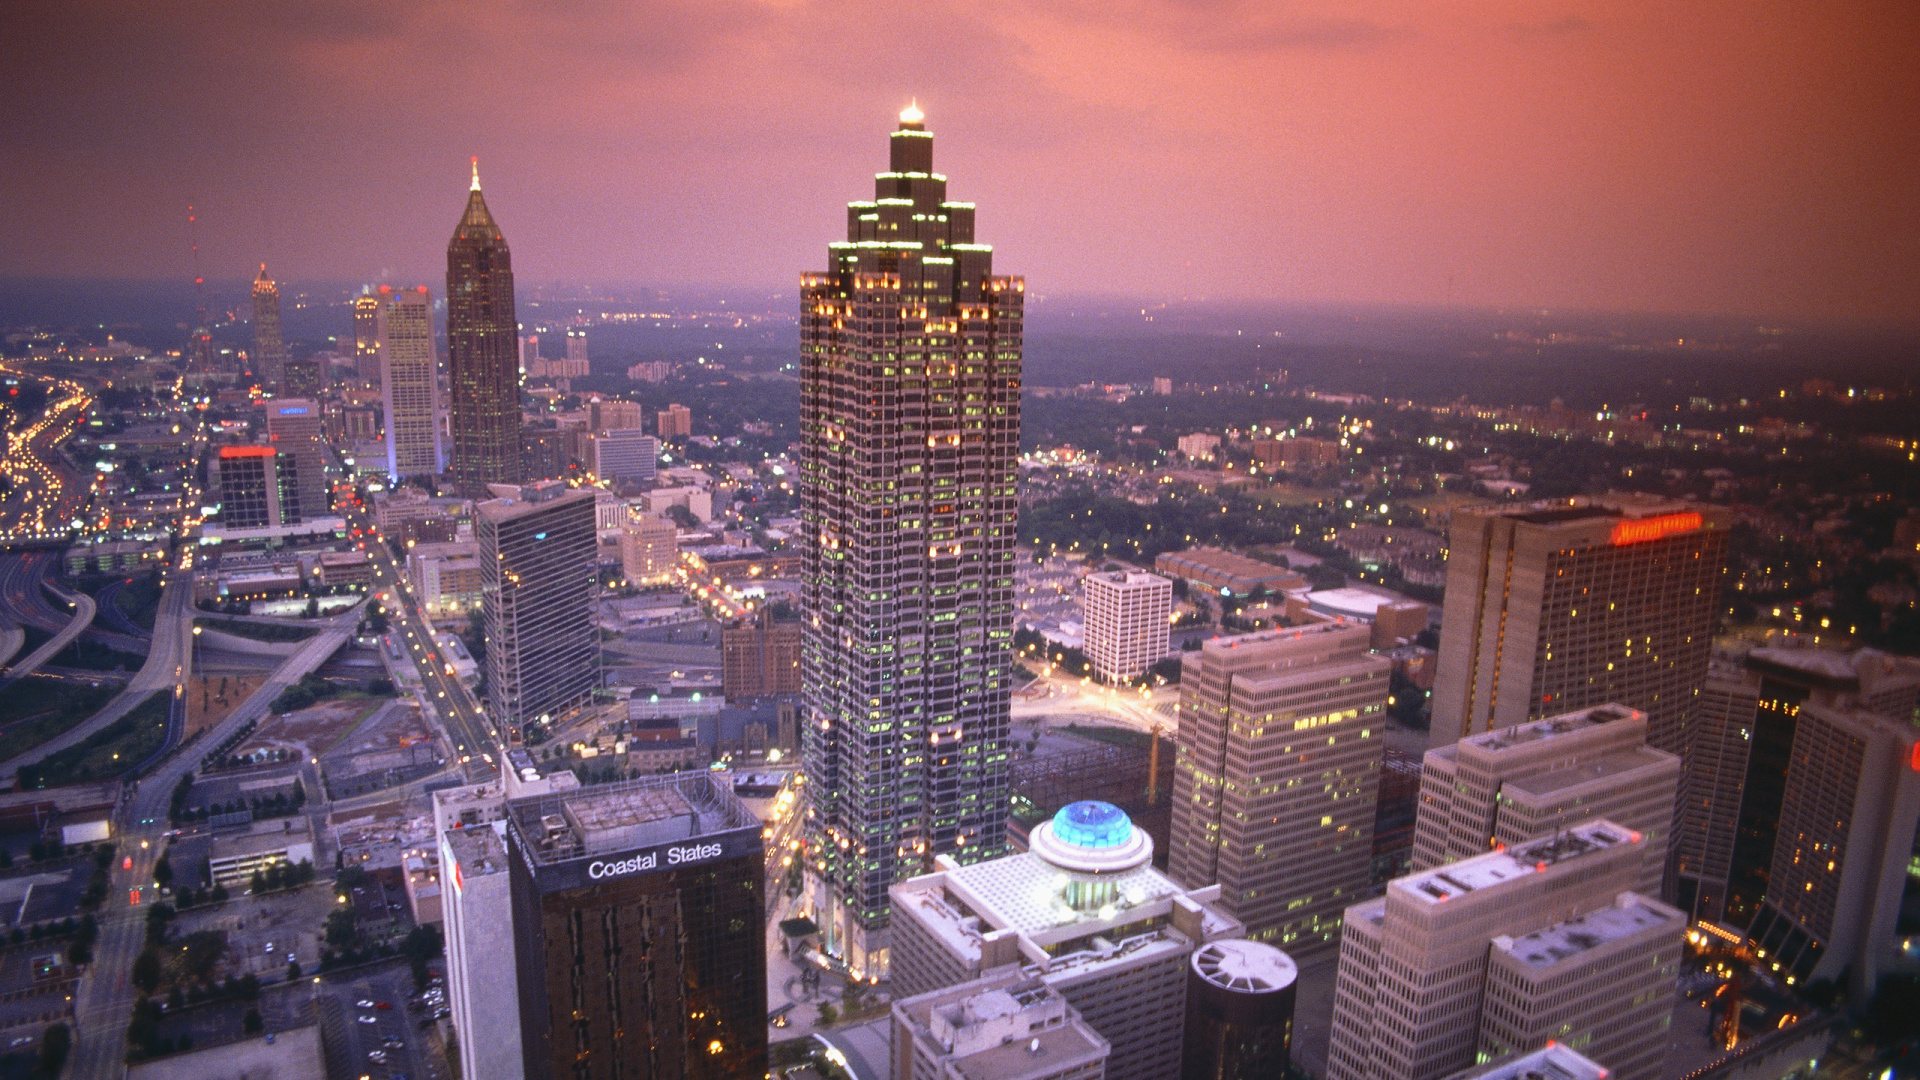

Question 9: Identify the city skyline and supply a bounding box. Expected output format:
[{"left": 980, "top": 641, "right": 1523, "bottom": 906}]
[{"left": 2, "top": 2, "right": 1915, "bottom": 325}]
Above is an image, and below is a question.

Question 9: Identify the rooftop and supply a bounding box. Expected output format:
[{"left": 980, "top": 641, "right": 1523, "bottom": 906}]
[
  {"left": 1461, "top": 705, "right": 1642, "bottom": 753},
  {"left": 1440, "top": 1044, "right": 1611, "bottom": 1080},
  {"left": 441, "top": 822, "right": 509, "bottom": 882},
  {"left": 1394, "top": 821, "right": 1637, "bottom": 906},
  {"left": 505, "top": 771, "right": 758, "bottom": 866},
  {"left": 1495, "top": 894, "right": 1683, "bottom": 969},
  {"left": 1501, "top": 746, "right": 1676, "bottom": 800}
]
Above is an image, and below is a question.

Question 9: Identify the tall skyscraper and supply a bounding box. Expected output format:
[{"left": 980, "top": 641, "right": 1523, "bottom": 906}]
[
  {"left": 1677, "top": 643, "right": 1920, "bottom": 994},
  {"left": 1430, "top": 498, "right": 1731, "bottom": 754},
  {"left": 374, "top": 285, "right": 440, "bottom": 482},
  {"left": 250, "top": 264, "right": 286, "bottom": 390},
  {"left": 353, "top": 292, "right": 382, "bottom": 382},
  {"left": 1326, "top": 820, "right": 1682, "bottom": 1080},
  {"left": 1169, "top": 623, "right": 1389, "bottom": 956},
  {"left": 447, "top": 160, "right": 523, "bottom": 497},
  {"left": 504, "top": 773, "right": 767, "bottom": 1080},
  {"left": 474, "top": 482, "right": 597, "bottom": 739},
  {"left": 799, "top": 105, "right": 1025, "bottom": 978},
  {"left": 264, "top": 398, "right": 328, "bottom": 523},
  {"left": 1412, "top": 703, "right": 1679, "bottom": 899},
  {"left": 1680, "top": 644, "right": 1920, "bottom": 926}
]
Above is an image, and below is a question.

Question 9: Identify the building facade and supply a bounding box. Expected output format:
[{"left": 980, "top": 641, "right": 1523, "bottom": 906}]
[
  {"left": 214, "top": 445, "right": 292, "bottom": 529},
  {"left": 264, "top": 398, "right": 327, "bottom": 523},
  {"left": 447, "top": 162, "right": 523, "bottom": 497},
  {"left": 619, "top": 514, "right": 678, "bottom": 585},
  {"left": 1412, "top": 703, "right": 1679, "bottom": 899},
  {"left": 1430, "top": 499, "right": 1730, "bottom": 752},
  {"left": 250, "top": 264, "right": 286, "bottom": 390},
  {"left": 352, "top": 292, "right": 382, "bottom": 381},
  {"left": 475, "top": 483, "right": 598, "bottom": 738},
  {"left": 721, "top": 611, "right": 801, "bottom": 702},
  {"left": 656, "top": 403, "right": 691, "bottom": 439},
  {"left": 798, "top": 106, "right": 1024, "bottom": 978},
  {"left": 375, "top": 286, "right": 440, "bottom": 481},
  {"left": 439, "top": 822, "right": 521, "bottom": 1080},
  {"left": 1170, "top": 623, "right": 1389, "bottom": 955},
  {"left": 504, "top": 774, "right": 766, "bottom": 1080},
  {"left": 1181, "top": 939, "right": 1296, "bottom": 1080},
  {"left": 1326, "top": 820, "right": 1680, "bottom": 1080},
  {"left": 591, "top": 429, "right": 658, "bottom": 489},
  {"left": 1081, "top": 570, "right": 1172, "bottom": 683},
  {"left": 891, "top": 802, "right": 1244, "bottom": 1080}
]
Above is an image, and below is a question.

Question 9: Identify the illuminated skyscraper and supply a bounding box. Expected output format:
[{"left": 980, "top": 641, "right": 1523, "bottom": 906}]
[
  {"left": 447, "top": 160, "right": 523, "bottom": 497},
  {"left": 1169, "top": 623, "right": 1388, "bottom": 956},
  {"left": 250, "top": 264, "right": 286, "bottom": 390},
  {"left": 1430, "top": 498, "right": 1730, "bottom": 754},
  {"left": 798, "top": 104, "right": 1024, "bottom": 978},
  {"left": 375, "top": 286, "right": 440, "bottom": 482},
  {"left": 475, "top": 482, "right": 598, "bottom": 738},
  {"left": 353, "top": 292, "right": 382, "bottom": 382}
]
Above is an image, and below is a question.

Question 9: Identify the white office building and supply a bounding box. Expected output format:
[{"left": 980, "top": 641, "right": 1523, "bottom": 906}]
[
  {"left": 1080, "top": 571, "right": 1172, "bottom": 683},
  {"left": 891, "top": 801, "right": 1244, "bottom": 1080}
]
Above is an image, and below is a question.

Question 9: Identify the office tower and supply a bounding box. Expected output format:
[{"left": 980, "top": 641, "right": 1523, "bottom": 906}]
[
  {"left": 520, "top": 334, "right": 540, "bottom": 374},
  {"left": 375, "top": 285, "right": 440, "bottom": 482},
  {"left": 250, "top": 264, "right": 286, "bottom": 390},
  {"left": 893, "top": 966, "right": 1110, "bottom": 1080},
  {"left": 1169, "top": 623, "right": 1389, "bottom": 955},
  {"left": 504, "top": 773, "right": 767, "bottom": 1080},
  {"left": 619, "top": 514, "right": 678, "bottom": 585},
  {"left": 1326, "top": 821, "right": 1681, "bottom": 1080},
  {"left": 1081, "top": 570, "right": 1172, "bottom": 682},
  {"left": 628, "top": 360, "right": 671, "bottom": 382},
  {"left": 565, "top": 327, "right": 587, "bottom": 367},
  {"left": 799, "top": 105, "right": 1025, "bottom": 978},
  {"left": 1742, "top": 702, "right": 1920, "bottom": 995},
  {"left": 447, "top": 160, "right": 523, "bottom": 497},
  {"left": 264, "top": 398, "right": 328, "bottom": 523},
  {"left": 589, "top": 429, "right": 657, "bottom": 489},
  {"left": 521, "top": 427, "right": 566, "bottom": 482},
  {"left": 214, "top": 445, "right": 291, "bottom": 528},
  {"left": 284, "top": 355, "right": 325, "bottom": 397},
  {"left": 1430, "top": 498, "right": 1731, "bottom": 752},
  {"left": 1181, "top": 940, "right": 1296, "bottom": 1080},
  {"left": 1412, "top": 703, "right": 1679, "bottom": 899},
  {"left": 439, "top": 822, "right": 521, "bottom": 1080},
  {"left": 353, "top": 292, "right": 382, "bottom": 381},
  {"left": 1440, "top": 1045, "right": 1611, "bottom": 1080},
  {"left": 475, "top": 482, "right": 597, "bottom": 738},
  {"left": 721, "top": 610, "right": 801, "bottom": 702},
  {"left": 588, "top": 398, "right": 644, "bottom": 432},
  {"left": 892, "top": 802, "right": 1244, "bottom": 1080},
  {"left": 1679, "top": 644, "right": 1920, "bottom": 930},
  {"left": 656, "top": 402, "right": 692, "bottom": 439}
]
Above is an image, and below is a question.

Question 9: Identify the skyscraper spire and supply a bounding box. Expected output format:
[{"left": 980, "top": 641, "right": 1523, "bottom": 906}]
[{"left": 447, "top": 161, "right": 522, "bottom": 496}]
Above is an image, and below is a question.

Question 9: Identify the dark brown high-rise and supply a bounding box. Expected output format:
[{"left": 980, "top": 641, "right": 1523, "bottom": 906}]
[{"left": 447, "top": 159, "right": 523, "bottom": 497}]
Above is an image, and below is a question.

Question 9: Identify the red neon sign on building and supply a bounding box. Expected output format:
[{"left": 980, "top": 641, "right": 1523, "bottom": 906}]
[{"left": 1610, "top": 512, "right": 1703, "bottom": 547}]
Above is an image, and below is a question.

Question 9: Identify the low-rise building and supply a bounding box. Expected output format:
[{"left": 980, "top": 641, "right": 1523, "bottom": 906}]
[
  {"left": 209, "top": 819, "right": 315, "bottom": 889},
  {"left": 893, "top": 966, "right": 1110, "bottom": 1080}
]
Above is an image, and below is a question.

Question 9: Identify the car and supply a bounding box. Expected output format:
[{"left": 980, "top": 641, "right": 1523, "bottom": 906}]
[
  {"left": 368, "top": 1050, "right": 388, "bottom": 1063},
  {"left": 288, "top": 952, "right": 296, "bottom": 963},
  {"left": 383, "top": 1038, "right": 404, "bottom": 1049},
  {"left": 375, "top": 1001, "right": 392, "bottom": 1010},
  {"left": 264, "top": 942, "right": 274, "bottom": 953},
  {"left": 357, "top": 1015, "right": 377, "bottom": 1025},
  {"left": 356, "top": 999, "right": 375, "bottom": 1009}
]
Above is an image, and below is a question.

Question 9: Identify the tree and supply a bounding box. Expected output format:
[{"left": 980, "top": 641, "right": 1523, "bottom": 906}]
[
  {"left": 36, "top": 1023, "right": 70, "bottom": 1077},
  {"left": 287, "top": 959, "right": 302, "bottom": 980},
  {"left": 130, "top": 949, "right": 161, "bottom": 996},
  {"left": 242, "top": 1008, "right": 263, "bottom": 1035},
  {"left": 324, "top": 908, "right": 359, "bottom": 951},
  {"left": 152, "top": 856, "right": 173, "bottom": 889},
  {"left": 816, "top": 1002, "right": 838, "bottom": 1026}
]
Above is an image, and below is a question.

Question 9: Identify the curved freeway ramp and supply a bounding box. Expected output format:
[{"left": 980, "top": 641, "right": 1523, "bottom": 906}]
[{"left": 0, "top": 579, "right": 96, "bottom": 685}]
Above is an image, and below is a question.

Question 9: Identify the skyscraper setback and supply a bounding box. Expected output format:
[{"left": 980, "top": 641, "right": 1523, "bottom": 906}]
[
  {"left": 798, "top": 105, "right": 1025, "bottom": 978},
  {"left": 447, "top": 160, "right": 523, "bottom": 497}
]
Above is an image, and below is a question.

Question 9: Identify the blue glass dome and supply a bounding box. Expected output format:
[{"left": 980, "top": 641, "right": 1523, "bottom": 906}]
[{"left": 1051, "top": 801, "right": 1133, "bottom": 850}]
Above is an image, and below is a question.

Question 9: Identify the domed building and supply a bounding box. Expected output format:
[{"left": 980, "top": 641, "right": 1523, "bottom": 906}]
[{"left": 891, "top": 801, "right": 1246, "bottom": 1080}]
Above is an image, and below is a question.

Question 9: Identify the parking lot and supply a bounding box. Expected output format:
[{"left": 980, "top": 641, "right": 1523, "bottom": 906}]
[{"left": 312, "top": 959, "right": 449, "bottom": 1080}]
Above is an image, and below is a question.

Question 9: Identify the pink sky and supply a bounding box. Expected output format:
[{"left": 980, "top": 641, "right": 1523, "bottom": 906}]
[{"left": 3, "top": 0, "right": 1915, "bottom": 322}]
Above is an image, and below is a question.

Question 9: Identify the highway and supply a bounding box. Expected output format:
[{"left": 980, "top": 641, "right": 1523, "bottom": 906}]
[
  {"left": 0, "top": 366, "right": 92, "bottom": 541},
  {"left": 0, "top": 574, "right": 96, "bottom": 685},
  {"left": 341, "top": 501, "right": 501, "bottom": 784},
  {"left": 64, "top": 618, "right": 354, "bottom": 1080}
]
